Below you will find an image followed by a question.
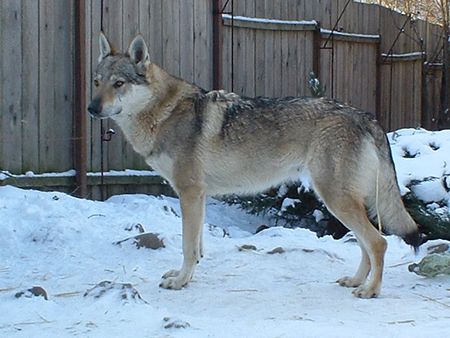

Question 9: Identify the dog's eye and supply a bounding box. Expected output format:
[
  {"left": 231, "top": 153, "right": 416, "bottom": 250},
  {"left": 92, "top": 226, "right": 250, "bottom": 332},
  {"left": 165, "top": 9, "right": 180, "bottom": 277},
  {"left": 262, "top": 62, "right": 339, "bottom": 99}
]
[
  {"left": 114, "top": 80, "right": 124, "bottom": 88},
  {"left": 94, "top": 79, "right": 100, "bottom": 87}
]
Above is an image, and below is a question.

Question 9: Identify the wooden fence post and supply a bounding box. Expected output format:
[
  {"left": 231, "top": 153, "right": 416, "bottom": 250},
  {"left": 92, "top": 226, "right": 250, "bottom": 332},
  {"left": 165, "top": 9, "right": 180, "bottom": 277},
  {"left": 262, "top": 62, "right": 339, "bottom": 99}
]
[
  {"left": 212, "top": 0, "right": 223, "bottom": 90},
  {"left": 74, "top": 0, "right": 88, "bottom": 198},
  {"left": 375, "top": 37, "right": 382, "bottom": 125}
]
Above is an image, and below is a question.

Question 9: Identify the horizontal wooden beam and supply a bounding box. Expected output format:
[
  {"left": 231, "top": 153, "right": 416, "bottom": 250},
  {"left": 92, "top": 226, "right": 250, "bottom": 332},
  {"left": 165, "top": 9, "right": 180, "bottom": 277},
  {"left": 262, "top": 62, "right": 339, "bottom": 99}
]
[{"left": 0, "top": 174, "right": 168, "bottom": 188}]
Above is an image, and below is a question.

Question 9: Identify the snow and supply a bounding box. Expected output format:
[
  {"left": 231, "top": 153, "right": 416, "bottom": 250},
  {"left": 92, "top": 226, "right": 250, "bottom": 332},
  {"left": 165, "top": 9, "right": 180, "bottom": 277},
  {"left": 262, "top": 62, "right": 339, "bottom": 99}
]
[
  {"left": 1, "top": 128, "right": 450, "bottom": 337},
  {"left": 222, "top": 14, "right": 317, "bottom": 27},
  {"left": 320, "top": 28, "right": 380, "bottom": 40},
  {"left": 381, "top": 52, "right": 426, "bottom": 59},
  {"left": 388, "top": 128, "right": 450, "bottom": 207}
]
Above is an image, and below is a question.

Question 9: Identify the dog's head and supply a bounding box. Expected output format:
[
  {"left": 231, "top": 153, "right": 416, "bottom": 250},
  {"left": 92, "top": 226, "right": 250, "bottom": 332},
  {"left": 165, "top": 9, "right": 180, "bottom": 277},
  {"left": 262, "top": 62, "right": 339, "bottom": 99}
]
[{"left": 88, "top": 33, "right": 152, "bottom": 120}]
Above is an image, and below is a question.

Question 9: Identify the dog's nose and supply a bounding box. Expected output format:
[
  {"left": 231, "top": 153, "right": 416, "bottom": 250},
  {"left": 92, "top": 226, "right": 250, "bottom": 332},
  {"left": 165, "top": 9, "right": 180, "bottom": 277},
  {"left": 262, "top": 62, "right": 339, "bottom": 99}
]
[
  {"left": 87, "top": 105, "right": 97, "bottom": 116},
  {"left": 87, "top": 101, "right": 101, "bottom": 117}
]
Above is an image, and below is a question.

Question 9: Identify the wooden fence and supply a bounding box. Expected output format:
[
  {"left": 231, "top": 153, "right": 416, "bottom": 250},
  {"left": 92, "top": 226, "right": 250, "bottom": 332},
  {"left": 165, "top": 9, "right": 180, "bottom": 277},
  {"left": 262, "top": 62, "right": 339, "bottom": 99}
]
[
  {"left": 220, "top": 0, "right": 445, "bottom": 131},
  {"left": 0, "top": 0, "right": 75, "bottom": 174},
  {"left": 0, "top": 0, "right": 447, "bottom": 198}
]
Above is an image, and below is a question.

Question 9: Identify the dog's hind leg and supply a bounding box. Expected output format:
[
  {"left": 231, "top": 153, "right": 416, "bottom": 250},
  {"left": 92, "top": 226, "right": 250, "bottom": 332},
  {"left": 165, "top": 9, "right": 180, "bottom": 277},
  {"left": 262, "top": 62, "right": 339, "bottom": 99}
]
[
  {"left": 332, "top": 203, "right": 386, "bottom": 298},
  {"left": 160, "top": 185, "right": 206, "bottom": 289},
  {"left": 337, "top": 236, "right": 370, "bottom": 287},
  {"left": 313, "top": 183, "right": 387, "bottom": 298}
]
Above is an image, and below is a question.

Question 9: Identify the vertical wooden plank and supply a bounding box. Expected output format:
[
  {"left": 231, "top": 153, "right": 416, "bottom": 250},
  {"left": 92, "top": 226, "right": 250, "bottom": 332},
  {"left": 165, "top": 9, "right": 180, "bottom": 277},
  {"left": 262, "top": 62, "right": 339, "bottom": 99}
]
[
  {"left": 194, "top": 0, "right": 212, "bottom": 89},
  {"left": 0, "top": 2, "right": 2, "bottom": 169},
  {"left": 288, "top": 1, "right": 299, "bottom": 96},
  {"left": 395, "top": 61, "right": 403, "bottom": 129},
  {"left": 222, "top": 24, "right": 231, "bottom": 92},
  {"left": 351, "top": 42, "right": 359, "bottom": 108},
  {"left": 364, "top": 42, "right": 376, "bottom": 113},
  {"left": 344, "top": 41, "right": 351, "bottom": 104},
  {"left": 263, "top": 0, "right": 274, "bottom": 96},
  {"left": 379, "top": 64, "right": 387, "bottom": 129},
  {"left": 89, "top": 0, "right": 103, "bottom": 173},
  {"left": 1, "top": 0, "right": 22, "bottom": 173},
  {"left": 319, "top": 33, "right": 332, "bottom": 99},
  {"left": 21, "top": 0, "right": 40, "bottom": 172},
  {"left": 404, "top": 61, "right": 411, "bottom": 127},
  {"left": 148, "top": 0, "right": 163, "bottom": 66},
  {"left": 390, "top": 62, "right": 397, "bottom": 130},
  {"left": 180, "top": 0, "right": 194, "bottom": 83},
  {"left": 122, "top": 0, "right": 145, "bottom": 170},
  {"left": 254, "top": 0, "right": 265, "bottom": 96},
  {"left": 298, "top": 31, "right": 314, "bottom": 97},
  {"left": 102, "top": 0, "right": 123, "bottom": 49},
  {"left": 332, "top": 41, "right": 340, "bottom": 101},
  {"left": 233, "top": 26, "right": 245, "bottom": 95},
  {"left": 360, "top": 43, "right": 368, "bottom": 110},
  {"left": 162, "top": 0, "right": 180, "bottom": 77},
  {"left": 296, "top": 0, "right": 305, "bottom": 20},
  {"left": 356, "top": 43, "right": 364, "bottom": 109},
  {"left": 346, "top": 42, "right": 354, "bottom": 105},
  {"left": 39, "top": 0, "right": 55, "bottom": 172},
  {"left": 244, "top": 0, "right": 255, "bottom": 97},
  {"left": 359, "top": 44, "right": 367, "bottom": 110},
  {"left": 122, "top": 0, "right": 139, "bottom": 46},
  {"left": 414, "top": 59, "right": 422, "bottom": 126},
  {"left": 296, "top": 29, "right": 305, "bottom": 95},
  {"left": 272, "top": 0, "right": 282, "bottom": 97},
  {"left": 368, "top": 43, "right": 377, "bottom": 113},
  {"left": 103, "top": 0, "right": 124, "bottom": 171},
  {"left": 139, "top": 0, "right": 150, "bottom": 45},
  {"left": 0, "top": 2, "right": 2, "bottom": 170},
  {"left": 385, "top": 63, "right": 393, "bottom": 130},
  {"left": 303, "top": 0, "right": 314, "bottom": 21},
  {"left": 315, "top": 0, "right": 332, "bottom": 29},
  {"left": 280, "top": 1, "right": 290, "bottom": 96},
  {"left": 231, "top": 0, "right": 245, "bottom": 95},
  {"left": 85, "top": 0, "right": 94, "bottom": 173},
  {"left": 234, "top": 0, "right": 245, "bottom": 16},
  {"left": 53, "top": 0, "right": 74, "bottom": 171},
  {"left": 340, "top": 41, "right": 348, "bottom": 102},
  {"left": 363, "top": 44, "right": 370, "bottom": 111}
]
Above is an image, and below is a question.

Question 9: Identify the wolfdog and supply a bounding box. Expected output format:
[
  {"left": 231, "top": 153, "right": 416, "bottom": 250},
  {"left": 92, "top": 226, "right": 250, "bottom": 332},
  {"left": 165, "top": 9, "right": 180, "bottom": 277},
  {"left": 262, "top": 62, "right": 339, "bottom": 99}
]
[{"left": 88, "top": 33, "right": 421, "bottom": 298}]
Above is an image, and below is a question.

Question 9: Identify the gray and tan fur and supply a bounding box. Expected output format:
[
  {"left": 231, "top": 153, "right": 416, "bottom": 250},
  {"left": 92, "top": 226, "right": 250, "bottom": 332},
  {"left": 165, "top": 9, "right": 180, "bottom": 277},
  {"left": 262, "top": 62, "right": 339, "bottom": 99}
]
[{"left": 88, "top": 33, "right": 421, "bottom": 298}]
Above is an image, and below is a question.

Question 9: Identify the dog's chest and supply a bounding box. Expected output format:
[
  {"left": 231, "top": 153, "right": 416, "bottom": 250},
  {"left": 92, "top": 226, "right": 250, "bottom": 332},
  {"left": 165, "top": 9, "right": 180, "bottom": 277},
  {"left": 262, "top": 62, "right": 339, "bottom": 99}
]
[{"left": 146, "top": 152, "right": 174, "bottom": 181}]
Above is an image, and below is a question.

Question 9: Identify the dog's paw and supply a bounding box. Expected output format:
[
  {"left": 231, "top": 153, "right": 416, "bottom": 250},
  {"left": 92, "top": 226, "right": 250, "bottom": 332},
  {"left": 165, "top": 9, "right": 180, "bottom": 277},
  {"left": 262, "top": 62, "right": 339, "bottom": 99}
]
[
  {"left": 352, "top": 285, "right": 380, "bottom": 298},
  {"left": 159, "top": 268, "right": 193, "bottom": 290},
  {"left": 162, "top": 269, "right": 180, "bottom": 279},
  {"left": 337, "top": 276, "right": 363, "bottom": 288},
  {"left": 159, "top": 277, "right": 187, "bottom": 290}
]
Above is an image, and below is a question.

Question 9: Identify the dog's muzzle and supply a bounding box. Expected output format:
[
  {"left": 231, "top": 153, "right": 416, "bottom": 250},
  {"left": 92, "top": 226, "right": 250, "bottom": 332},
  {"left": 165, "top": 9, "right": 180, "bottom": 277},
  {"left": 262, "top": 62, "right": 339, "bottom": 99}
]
[
  {"left": 88, "top": 97, "right": 103, "bottom": 118},
  {"left": 87, "top": 105, "right": 100, "bottom": 118}
]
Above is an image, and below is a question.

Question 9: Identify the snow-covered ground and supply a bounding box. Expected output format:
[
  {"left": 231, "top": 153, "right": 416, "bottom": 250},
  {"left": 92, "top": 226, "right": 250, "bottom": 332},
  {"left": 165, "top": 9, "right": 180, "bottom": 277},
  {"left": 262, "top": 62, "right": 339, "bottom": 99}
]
[{"left": 1, "top": 128, "right": 449, "bottom": 337}]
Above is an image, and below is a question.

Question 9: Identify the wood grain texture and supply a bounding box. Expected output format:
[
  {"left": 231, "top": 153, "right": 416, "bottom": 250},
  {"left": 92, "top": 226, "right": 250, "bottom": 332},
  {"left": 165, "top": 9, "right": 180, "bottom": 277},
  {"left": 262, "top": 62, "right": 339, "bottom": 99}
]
[{"left": 1, "top": 0, "right": 23, "bottom": 173}]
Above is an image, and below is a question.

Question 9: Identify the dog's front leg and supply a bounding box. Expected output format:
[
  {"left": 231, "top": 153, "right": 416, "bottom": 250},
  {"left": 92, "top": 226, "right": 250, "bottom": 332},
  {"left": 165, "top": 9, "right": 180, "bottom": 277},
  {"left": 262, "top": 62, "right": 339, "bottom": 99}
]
[{"left": 160, "top": 185, "right": 205, "bottom": 289}]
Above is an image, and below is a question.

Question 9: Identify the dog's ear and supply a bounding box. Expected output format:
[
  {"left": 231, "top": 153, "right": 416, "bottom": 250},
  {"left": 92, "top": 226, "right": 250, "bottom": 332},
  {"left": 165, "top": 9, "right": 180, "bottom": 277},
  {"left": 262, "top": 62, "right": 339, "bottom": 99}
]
[
  {"left": 98, "top": 32, "right": 113, "bottom": 63},
  {"left": 127, "top": 35, "right": 150, "bottom": 65}
]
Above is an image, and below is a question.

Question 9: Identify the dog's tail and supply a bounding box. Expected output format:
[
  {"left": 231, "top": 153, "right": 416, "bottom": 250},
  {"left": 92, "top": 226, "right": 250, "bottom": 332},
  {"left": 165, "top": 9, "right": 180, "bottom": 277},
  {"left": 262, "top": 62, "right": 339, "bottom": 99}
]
[{"left": 370, "top": 134, "right": 422, "bottom": 249}]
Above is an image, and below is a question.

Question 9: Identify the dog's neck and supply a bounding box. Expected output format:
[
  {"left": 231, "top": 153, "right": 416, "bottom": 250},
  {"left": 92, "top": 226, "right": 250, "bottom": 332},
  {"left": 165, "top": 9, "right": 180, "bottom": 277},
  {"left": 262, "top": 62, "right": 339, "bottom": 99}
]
[{"left": 111, "top": 64, "right": 199, "bottom": 158}]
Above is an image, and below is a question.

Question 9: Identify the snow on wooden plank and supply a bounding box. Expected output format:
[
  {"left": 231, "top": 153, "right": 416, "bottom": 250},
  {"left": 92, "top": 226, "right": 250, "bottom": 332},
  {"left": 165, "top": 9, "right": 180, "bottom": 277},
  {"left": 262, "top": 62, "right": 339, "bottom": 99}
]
[{"left": 222, "top": 14, "right": 318, "bottom": 31}]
